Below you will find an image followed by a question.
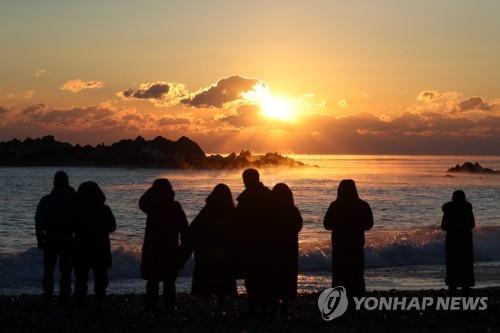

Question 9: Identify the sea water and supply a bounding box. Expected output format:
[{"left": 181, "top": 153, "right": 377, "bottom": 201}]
[{"left": 1, "top": 155, "right": 500, "bottom": 294}]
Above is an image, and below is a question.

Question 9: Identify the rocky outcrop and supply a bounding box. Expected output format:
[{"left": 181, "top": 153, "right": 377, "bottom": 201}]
[
  {"left": 447, "top": 162, "right": 499, "bottom": 174},
  {"left": 0, "top": 136, "right": 305, "bottom": 169}
]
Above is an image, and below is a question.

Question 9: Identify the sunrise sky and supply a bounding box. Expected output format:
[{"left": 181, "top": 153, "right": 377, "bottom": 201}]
[{"left": 1, "top": 0, "right": 500, "bottom": 154}]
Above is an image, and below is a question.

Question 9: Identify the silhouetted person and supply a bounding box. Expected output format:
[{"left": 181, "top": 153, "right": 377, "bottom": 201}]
[
  {"left": 139, "top": 178, "right": 188, "bottom": 313},
  {"left": 442, "top": 190, "right": 475, "bottom": 295},
  {"left": 73, "top": 181, "right": 116, "bottom": 310},
  {"left": 323, "top": 179, "right": 373, "bottom": 297},
  {"left": 35, "top": 170, "right": 75, "bottom": 302},
  {"left": 188, "top": 184, "right": 237, "bottom": 304},
  {"left": 271, "top": 183, "right": 303, "bottom": 316},
  {"left": 234, "top": 168, "right": 273, "bottom": 315}
]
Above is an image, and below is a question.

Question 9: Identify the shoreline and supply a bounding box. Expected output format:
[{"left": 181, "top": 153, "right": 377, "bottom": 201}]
[{"left": 1, "top": 288, "right": 498, "bottom": 332}]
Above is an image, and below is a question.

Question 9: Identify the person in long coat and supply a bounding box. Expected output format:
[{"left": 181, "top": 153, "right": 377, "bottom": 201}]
[
  {"left": 139, "top": 178, "right": 189, "bottom": 312},
  {"left": 188, "top": 184, "right": 237, "bottom": 301},
  {"left": 271, "top": 183, "right": 303, "bottom": 315},
  {"left": 234, "top": 168, "right": 273, "bottom": 314},
  {"left": 323, "top": 179, "right": 373, "bottom": 297},
  {"left": 441, "top": 190, "right": 475, "bottom": 294},
  {"left": 74, "top": 181, "right": 116, "bottom": 309},
  {"left": 35, "top": 170, "right": 76, "bottom": 302}
]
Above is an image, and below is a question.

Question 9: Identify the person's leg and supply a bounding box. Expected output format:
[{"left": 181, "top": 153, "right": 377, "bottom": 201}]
[
  {"left": 42, "top": 245, "right": 57, "bottom": 298},
  {"left": 216, "top": 294, "right": 225, "bottom": 311},
  {"left": 93, "top": 268, "right": 109, "bottom": 310},
  {"left": 163, "top": 278, "right": 176, "bottom": 314},
  {"left": 74, "top": 266, "right": 89, "bottom": 307},
  {"left": 58, "top": 242, "right": 72, "bottom": 302},
  {"left": 280, "top": 298, "right": 289, "bottom": 317},
  {"left": 462, "top": 286, "right": 471, "bottom": 296},
  {"left": 245, "top": 278, "right": 258, "bottom": 317},
  {"left": 448, "top": 285, "right": 457, "bottom": 296},
  {"left": 145, "top": 280, "right": 159, "bottom": 311}
]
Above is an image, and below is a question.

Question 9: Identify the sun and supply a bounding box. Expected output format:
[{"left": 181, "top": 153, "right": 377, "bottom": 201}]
[{"left": 242, "top": 82, "right": 297, "bottom": 121}]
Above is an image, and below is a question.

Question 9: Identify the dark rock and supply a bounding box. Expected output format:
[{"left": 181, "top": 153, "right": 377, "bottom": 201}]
[
  {"left": 0, "top": 136, "right": 306, "bottom": 169},
  {"left": 447, "top": 162, "right": 499, "bottom": 174}
]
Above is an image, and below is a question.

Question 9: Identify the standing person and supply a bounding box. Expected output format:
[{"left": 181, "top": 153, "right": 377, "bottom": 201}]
[
  {"left": 74, "top": 181, "right": 116, "bottom": 310},
  {"left": 188, "top": 184, "right": 237, "bottom": 306},
  {"left": 441, "top": 190, "right": 475, "bottom": 295},
  {"left": 234, "top": 168, "right": 273, "bottom": 316},
  {"left": 323, "top": 179, "right": 373, "bottom": 297},
  {"left": 271, "top": 183, "right": 303, "bottom": 316},
  {"left": 139, "top": 178, "right": 189, "bottom": 313},
  {"left": 35, "top": 170, "right": 75, "bottom": 302}
]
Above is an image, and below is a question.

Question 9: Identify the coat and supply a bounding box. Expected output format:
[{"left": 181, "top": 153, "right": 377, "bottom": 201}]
[
  {"left": 189, "top": 204, "right": 237, "bottom": 296},
  {"left": 35, "top": 186, "right": 76, "bottom": 246},
  {"left": 442, "top": 201, "right": 475, "bottom": 287},
  {"left": 324, "top": 198, "right": 373, "bottom": 296},
  {"left": 272, "top": 205, "right": 303, "bottom": 299},
  {"left": 139, "top": 189, "right": 188, "bottom": 281},
  {"left": 74, "top": 204, "right": 116, "bottom": 270},
  {"left": 234, "top": 183, "right": 273, "bottom": 295}
]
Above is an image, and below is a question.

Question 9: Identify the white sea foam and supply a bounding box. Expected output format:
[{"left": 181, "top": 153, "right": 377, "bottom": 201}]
[{"left": 2, "top": 226, "right": 499, "bottom": 289}]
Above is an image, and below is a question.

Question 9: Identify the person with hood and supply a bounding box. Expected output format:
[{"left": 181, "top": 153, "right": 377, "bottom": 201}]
[
  {"left": 188, "top": 184, "right": 237, "bottom": 304},
  {"left": 73, "top": 181, "right": 116, "bottom": 309},
  {"left": 234, "top": 168, "right": 273, "bottom": 315},
  {"left": 271, "top": 183, "right": 303, "bottom": 315},
  {"left": 139, "top": 178, "right": 189, "bottom": 313},
  {"left": 441, "top": 190, "right": 475, "bottom": 294},
  {"left": 323, "top": 179, "right": 373, "bottom": 297},
  {"left": 35, "top": 170, "right": 76, "bottom": 302}
]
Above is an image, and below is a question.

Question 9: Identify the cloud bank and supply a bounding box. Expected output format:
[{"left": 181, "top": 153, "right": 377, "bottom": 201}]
[
  {"left": 181, "top": 75, "right": 260, "bottom": 108},
  {"left": 118, "top": 81, "right": 188, "bottom": 107},
  {"left": 3, "top": 81, "right": 500, "bottom": 154}
]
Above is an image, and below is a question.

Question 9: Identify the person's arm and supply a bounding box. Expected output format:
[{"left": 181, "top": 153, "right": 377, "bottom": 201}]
[
  {"left": 104, "top": 205, "right": 116, "bottom": 233},
  {"left": 441, "top": 205, "right": 448, "bottom": 231},
  {"left": 176, "top": 203, "right": 191, "bottom": 267},
  {"left": 468, "top": 206, "right": 476, "bottom": 229},
  {"left": 34, "top": 197, "right": 47, "bottom": 249},
  {"left": 323, "top": 202, "right": 336, "bottom": 230},
  {"left": 363, "top": 202, "right": 374, "bottom": 231},
  {"left": 294, "top": 207, "right": 303, "bottom": 233},
  {"left": 188, "top": 207, "right": 206, "bottom": 244},
  {"left": 183, "top": 208, "right": 205, "bottom": 259}
]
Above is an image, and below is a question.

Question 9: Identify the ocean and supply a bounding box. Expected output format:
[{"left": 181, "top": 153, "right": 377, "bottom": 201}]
[{"left": 1, "top": 155, "right": 500, "bottom": 295}]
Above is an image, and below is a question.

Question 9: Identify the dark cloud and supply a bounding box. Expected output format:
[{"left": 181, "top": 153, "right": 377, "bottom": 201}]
[
  {"left": 417, "top": 90, "right": 442, "bottom": 102},
  {"left": 121, "top": 82, "right": 170, "bottom": 99},
  {"left": 413, "top": 90, "right": 498, "bottom": 114},
  {"left": 22, "top": 105, "right": 114, "bottom": 125},
  {"left": 181, "top": 75, "right": 259, "bottom": 108},
  {"left": 290, "top": 112, "right": 500, "bottom": 154},
  {"left": 0, "top": 106, "right": 8, "bottom": 114},
  {"left": 420, "top": 112, "right": 476, "bottom": 132},
  {"left": 218, "top": 105, "right": 264, "bottom": 127},
  {"left": 458, "top": 97, "right": 495, "bottom": 112}
]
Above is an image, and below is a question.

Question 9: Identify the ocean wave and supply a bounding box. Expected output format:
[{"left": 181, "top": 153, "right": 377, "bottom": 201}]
[
  {"left": 1, "top": 226, "right": 500, "bottom": 288},
  {"left": 300, "top": 225, "right": 500, "bottom": 270}
]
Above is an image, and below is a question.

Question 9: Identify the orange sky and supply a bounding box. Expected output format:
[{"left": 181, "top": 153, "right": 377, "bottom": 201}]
[{"left": 1, "top": 1, "right": 500, "bottom": 154}]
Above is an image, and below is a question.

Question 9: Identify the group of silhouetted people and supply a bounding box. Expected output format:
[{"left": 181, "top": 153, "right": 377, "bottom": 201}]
[
  {"left": 35, "top": 172, "right": 116, "bottom": 309},
  {"left": 35, "top": 169, "right": 476, "bottom": 314},
  {"left": 136, "top": 169, "right": 303, "bottom": 315}
]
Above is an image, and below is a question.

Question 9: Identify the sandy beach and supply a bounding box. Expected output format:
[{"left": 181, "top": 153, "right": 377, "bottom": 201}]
[{"left": 1, "top": 288, "right": 498, "bottom": 333}]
